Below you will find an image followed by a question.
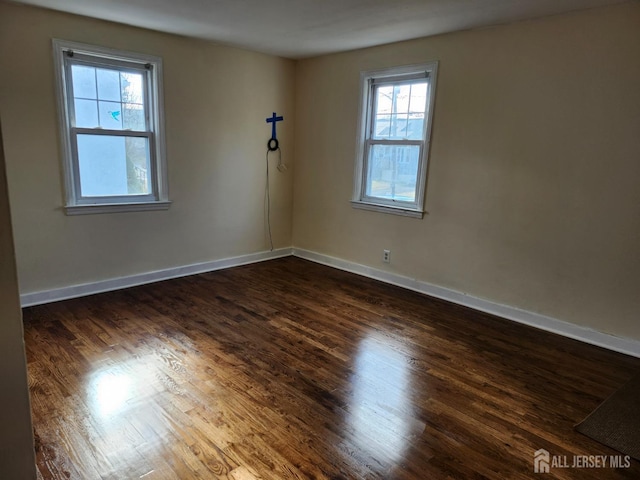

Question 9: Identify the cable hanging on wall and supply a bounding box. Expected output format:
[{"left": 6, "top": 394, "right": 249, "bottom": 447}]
[{"left": 265, "top": 112, "right": 286, "bottom": 252}]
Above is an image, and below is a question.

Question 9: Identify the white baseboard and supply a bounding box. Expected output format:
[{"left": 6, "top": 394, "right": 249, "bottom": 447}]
[
  {"left": 21, "top": 245, "right": 640, "bottom": 359},
  {"left": 292, "top": 248, "right": 640, "bottom": 358},
  {"left": 20, "top": 248, "right": 293, "bottom": 307}
]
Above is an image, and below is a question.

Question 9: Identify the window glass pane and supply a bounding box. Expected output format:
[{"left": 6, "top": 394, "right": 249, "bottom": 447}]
[
  {"left": 409, "top": 83, "right": 428, "bottom": 113},
  {"left": 374, "top": 114, "right": 391, "bottom": 137},
  {"left": 96, "top": 68, "right": 121, "bottom": 102},
  {"left": 366, "top": 144, "right": 420, "bottom": 202},
  {"left": 373, "top": 86, "right": 392, "bottom": 139},
  {"left": 98, "top": 101, "right": 123, "bottom": 129},
  {"left": 391, "top": 114, "right": 408, "bottom": 138},
  {"left": 71, "top": 65, "right": 97, "bottom": 99},
  {"left": 373, "top": 81, "right": 428, "bottom": 140},
  {"left": 394, "top": 84, "right": 411, "bottom": 113},
  {"left": 122, "top": 72, "right": 146, "bottom": 130},
  {"left": 123, "top": 103, "right": 145, "bottom": 131},
  {"left": 121, "top": 72, "right": 144, "bottom": 105},
  {"left": 406, "top": 114, "right": 424, "bottom": 139},
  {"left": 74, "top": 98, "right": 99, "bottom": 128},
  {"left": 72, "top": 66, "right": 147, "bottom": 131},
  {"left": 77, "top": 134, "right": 150, "bottom": 197},
  {"left": 376, "top": 86, "right": 393, "bottom": 115},
  {"left": 125, "top": 137, "right": 151, "bottom": 195}
]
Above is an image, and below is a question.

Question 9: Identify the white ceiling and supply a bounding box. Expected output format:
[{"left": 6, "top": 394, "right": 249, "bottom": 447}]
[{"left": 9, "top": 0, "right": 628, "bottom": 58}]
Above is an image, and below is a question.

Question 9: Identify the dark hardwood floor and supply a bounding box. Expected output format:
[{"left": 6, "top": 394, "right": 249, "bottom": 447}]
[{"left": 23, "top": 257, "right": 640, "bottom": 479}]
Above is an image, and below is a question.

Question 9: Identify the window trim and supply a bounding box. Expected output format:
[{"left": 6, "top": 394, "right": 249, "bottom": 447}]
[
  {"left": 52, "top": 39, "right": 170, "bottom": 215},
  {"left": 352, "top": 62, "right": 438, "bottom": 218}
]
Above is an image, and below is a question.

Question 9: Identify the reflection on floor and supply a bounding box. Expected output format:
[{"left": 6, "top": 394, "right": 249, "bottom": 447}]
[{"left": 348, "top": 334, "right": 416, "bottom": 464}]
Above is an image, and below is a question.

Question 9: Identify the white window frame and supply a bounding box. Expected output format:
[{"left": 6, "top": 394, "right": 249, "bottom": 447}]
[
  {"left": 352, "top": 62, "right": 438, "bottom": 218},
  {"left": 52, "top": 39, "right": 170, "bottom": 215}
]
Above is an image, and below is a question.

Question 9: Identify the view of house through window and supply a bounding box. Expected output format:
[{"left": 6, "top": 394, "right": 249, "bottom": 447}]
[
  {"left": 353, "top": 63, "right": 438, "bottom": 217},
  {"left": 366, "top": 81, "right": 427, "bottom": 202}
]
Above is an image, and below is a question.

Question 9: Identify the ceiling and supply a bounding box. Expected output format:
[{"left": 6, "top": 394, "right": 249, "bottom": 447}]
[{"left": 9, "top": 0, "right": 628, "bottom": 58}]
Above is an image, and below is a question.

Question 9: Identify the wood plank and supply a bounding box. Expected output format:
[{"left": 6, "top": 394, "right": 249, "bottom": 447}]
[{"left": 23, "top": 257, "right": 640, "bottom": 479}]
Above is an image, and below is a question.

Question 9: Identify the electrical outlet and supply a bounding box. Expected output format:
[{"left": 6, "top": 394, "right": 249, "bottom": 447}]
[{"left": 383, "top": 249, "right": 391, "bottom": 263}]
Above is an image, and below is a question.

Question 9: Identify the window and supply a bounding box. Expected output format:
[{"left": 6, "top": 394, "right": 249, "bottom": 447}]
[
  {"left": 352, "top": 63, "right": 438, "bottom": 218},
  {"left": 53, "top": 40, "right": 169, "bottom": 214}
]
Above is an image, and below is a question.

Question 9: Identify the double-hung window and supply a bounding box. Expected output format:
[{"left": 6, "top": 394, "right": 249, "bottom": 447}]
[
  {"left": 352, "top": 62, "right": 438, "bottom": 218},
  {"left": 53, "top": 40, "right": 169, "bottom": 214}
]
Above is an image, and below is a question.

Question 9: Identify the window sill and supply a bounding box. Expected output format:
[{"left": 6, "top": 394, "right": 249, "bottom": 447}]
[
  {"left": 65, "top": 201, "right": 172, "bottom": 216},
  {"left": 351, "top": 200, "right": 424, "bottom": 218}
]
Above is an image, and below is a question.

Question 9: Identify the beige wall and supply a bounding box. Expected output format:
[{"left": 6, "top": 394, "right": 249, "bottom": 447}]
[
  {"left": 0, "top": 120, "right": 37, "bottom": 477},
  {"left": 293, "top": 3, "right": 640, "bottom": 340},
  {"left": 2, "top": 2, "right": 640, "bottom": 344},
  {"left": 0, "top": 2, "right": 295, "bottom": 294}
]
